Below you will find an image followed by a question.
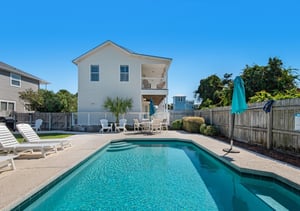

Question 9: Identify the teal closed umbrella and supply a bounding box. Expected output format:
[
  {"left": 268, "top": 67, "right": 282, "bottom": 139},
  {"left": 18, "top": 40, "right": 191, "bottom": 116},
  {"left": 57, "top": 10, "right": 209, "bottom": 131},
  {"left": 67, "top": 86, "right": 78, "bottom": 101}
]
[
  {"left": 224, "top": 76, "right": 247, "bottom": 153},
  {"left": 231, "top": 76, "right": 247, "bottom": 114},
  {"left": 149, "top": 98, "right": 156, "bottom": 119}
]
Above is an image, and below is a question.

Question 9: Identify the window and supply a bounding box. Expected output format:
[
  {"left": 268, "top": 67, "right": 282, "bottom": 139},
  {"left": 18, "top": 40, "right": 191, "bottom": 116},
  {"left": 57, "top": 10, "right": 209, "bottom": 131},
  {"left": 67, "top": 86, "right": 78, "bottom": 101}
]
[
  {"left": 90, "top": 65, "right": 99, "bottom": 81},
  {"left": 120, "top": 65, "right": 129, "bottom": 82},
  {"left": 10, "top": 73, "right": 21, "bottom": 87},
  {"left": 24, "top": 103, "right": 33, "bottom": 112},
  {"left": 0, "top": 101, "right": 15, "bottom": 111}
]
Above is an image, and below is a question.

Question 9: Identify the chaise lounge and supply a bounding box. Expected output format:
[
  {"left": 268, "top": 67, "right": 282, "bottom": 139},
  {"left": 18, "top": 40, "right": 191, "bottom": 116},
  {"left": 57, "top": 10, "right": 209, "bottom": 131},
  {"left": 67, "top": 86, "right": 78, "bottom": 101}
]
[
  {"left": 0, "top": 125, "right": 58, "bottom": 158},
  {"left": 16, "top": 123, "right": 72, "bottom": 150},
  {"left": 0, "top": 155, "right": 17, "bottom": 170}
]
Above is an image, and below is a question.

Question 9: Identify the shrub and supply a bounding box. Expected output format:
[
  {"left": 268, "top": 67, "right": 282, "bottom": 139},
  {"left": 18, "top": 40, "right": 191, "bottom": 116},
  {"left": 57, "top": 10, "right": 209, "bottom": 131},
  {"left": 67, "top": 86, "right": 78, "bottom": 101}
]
[
  {"left": 182, "top": 116, "right": 205, "bottom": 133},
  {"left": 199, "top": 124, "right": 219, "bottom": 136},
  {"left": 171, "top": 119, "right": 183, "bottom": 130},
  {"left": 200, "top": 123, "right": 207, "bottom": 134},
  {"left": 205, "top": 125, "right": 219, "bottom": 136}
]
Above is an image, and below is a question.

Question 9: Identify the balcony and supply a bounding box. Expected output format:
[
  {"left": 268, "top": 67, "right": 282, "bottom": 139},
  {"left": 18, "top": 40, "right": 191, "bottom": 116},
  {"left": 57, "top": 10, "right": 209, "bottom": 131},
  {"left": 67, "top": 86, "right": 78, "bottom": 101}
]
[{"left": 142, "top": 77, "right": 166, "bottom": 90}]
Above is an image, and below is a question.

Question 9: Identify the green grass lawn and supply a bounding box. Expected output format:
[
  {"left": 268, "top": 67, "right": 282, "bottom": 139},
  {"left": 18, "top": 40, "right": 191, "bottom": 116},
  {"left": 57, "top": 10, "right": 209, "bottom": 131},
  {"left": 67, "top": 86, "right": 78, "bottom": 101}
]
[{"left": 15, "top": 133, "right": 74, "bottom": 143}]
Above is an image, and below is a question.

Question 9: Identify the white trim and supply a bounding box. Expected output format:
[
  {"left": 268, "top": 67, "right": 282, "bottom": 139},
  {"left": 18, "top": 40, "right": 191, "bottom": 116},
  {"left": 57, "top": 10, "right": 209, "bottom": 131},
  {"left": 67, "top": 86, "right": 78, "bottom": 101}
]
[
  {"left": 90, "top": 64, "right": 100, "bottom": 82},
  {"left": 10, "top": 73, "right": 21, "bottom": 87},
  {"left": 0, "top": 100, "right": 16, "bottom": 112},
  {"left": 120, "top": 65, "right": 129, "bottom": 82}
]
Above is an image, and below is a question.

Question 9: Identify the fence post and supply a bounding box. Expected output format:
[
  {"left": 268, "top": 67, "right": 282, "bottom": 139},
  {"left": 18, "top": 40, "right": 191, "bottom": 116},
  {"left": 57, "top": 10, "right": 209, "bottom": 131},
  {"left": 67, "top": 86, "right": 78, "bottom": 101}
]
[
  {"left": 210, "top": 109, "right": 213, "bottom": 125},
  {"left": 267, "top": 110, "right": 273, "bottom": 149},
  {"left": 65, "top": 114, "right": 67, "bottom": 130},
  {"left": 48, "top": 113, "right": 51, "bottom": 130}
]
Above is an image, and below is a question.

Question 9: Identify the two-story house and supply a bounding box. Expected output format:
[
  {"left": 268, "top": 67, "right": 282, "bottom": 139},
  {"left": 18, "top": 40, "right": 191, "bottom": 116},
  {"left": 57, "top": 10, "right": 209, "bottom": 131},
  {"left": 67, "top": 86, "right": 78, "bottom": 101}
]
[
  {"left": 73, "top": 40, "right": 172, "bottom": 123},
  {"left": 0, "top": 61, "right": 48, "bottom": 115}
]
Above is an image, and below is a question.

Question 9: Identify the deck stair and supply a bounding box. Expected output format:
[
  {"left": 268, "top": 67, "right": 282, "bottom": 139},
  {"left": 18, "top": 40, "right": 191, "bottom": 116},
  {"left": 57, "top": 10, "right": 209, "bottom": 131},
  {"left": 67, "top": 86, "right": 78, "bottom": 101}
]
[{"left": 107, "top": 142, "right": 137, "bottom": 152}]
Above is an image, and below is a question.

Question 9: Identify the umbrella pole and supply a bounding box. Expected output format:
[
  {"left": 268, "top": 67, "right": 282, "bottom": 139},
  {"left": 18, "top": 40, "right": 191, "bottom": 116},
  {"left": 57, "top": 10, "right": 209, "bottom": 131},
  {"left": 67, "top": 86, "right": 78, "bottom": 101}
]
[
  {"left": 229, "top": 113, "right": 235, "bottom": 150},
  {"left": 223, "top": 113, "right": 240, "bottom": 153}
]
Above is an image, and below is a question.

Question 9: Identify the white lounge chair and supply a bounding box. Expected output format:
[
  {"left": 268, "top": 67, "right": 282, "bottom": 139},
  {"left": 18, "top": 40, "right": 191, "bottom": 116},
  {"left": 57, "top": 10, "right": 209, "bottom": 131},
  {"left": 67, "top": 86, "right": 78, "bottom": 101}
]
[
  {"left": 0, "top": 155, "right": 18, "bottom": 170},
  {"left": 0, "top": 125, "right": 58, "bottom": 158},
  {"left": 16, "top": 123, "right": 72, "bottom": 150},
  {"left": 115, "top": 119, "right": 127, "bottom": 132},
  {"left": 32, "top": 119, "right": 43, "bottom": 132},
  {"left": 99, "top": 119, "right": 113, "bottom": 133}
]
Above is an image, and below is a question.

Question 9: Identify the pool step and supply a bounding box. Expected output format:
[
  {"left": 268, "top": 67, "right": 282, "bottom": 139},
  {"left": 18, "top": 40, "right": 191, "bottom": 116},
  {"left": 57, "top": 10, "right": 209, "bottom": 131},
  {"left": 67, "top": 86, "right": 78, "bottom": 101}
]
[
  {"left": 110, "top": 142, "right": 132, "bottom": 147},
  {"left": 107, "top": 142, "right": 137, "bottom": 152}
]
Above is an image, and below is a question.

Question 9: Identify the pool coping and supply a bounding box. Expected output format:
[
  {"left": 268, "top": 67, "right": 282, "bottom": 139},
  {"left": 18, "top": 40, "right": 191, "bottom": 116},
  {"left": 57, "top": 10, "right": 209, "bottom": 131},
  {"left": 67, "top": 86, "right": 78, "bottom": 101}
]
[{"left": 1, "top": 131, "right": 300, "bottom": 210}]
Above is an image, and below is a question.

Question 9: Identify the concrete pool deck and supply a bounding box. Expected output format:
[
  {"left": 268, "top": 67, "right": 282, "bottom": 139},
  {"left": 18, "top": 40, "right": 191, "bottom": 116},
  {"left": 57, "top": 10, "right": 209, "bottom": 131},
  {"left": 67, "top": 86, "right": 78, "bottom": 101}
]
[{"left": 1, "top": 130, "right": 300, "bottom": 210}]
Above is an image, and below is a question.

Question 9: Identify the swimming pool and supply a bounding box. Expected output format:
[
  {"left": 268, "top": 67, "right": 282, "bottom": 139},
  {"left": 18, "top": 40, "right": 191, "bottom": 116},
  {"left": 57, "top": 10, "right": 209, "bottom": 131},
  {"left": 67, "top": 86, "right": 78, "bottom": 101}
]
[{"left": 15, "top": 140, "right": 300, "bottom": 210}]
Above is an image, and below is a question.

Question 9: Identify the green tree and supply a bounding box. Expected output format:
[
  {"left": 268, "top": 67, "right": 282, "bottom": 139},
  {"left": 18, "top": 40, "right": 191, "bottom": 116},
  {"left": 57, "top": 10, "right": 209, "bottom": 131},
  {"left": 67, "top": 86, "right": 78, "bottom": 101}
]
[
  {"left": 19, "top": 89, "right": 78, "bottom": 112},
  {"left": 216, "top": 73, "right": 233, "bottom": 106},
  {"left": 40, "top": 89, "right": 62, "bottom": 112},
  {"left": 242, "top": 57, "right": 298, "bottom": 101},
  {"left": 19, "top": 88, "right": 44, "bottom": 111},
  {"left": 103, "top": 97, "right": 133, "bottom": 123},
  {"left": 194, "top": 74, "right": 223, "bottom": 108},
  {"left": 195, "top": 73, "right": 233, "bottom": 108},
  {"left": 57, "top": 89, "right": 78, "bottom": 112}
]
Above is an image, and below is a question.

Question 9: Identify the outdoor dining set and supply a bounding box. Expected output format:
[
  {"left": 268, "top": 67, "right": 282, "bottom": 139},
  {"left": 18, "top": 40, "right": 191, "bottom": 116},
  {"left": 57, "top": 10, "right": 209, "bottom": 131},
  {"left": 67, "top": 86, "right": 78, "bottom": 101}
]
[{"left": 99, "top": 118, "right": 168, "bottom": 133}]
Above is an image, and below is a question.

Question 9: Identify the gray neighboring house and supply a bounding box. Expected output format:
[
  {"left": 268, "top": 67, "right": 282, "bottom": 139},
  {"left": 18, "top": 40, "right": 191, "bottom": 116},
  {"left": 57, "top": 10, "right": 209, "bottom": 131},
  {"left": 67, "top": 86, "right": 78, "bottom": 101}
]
[{"left": 0, "top": 61, "right": 48, "bottom": 115}]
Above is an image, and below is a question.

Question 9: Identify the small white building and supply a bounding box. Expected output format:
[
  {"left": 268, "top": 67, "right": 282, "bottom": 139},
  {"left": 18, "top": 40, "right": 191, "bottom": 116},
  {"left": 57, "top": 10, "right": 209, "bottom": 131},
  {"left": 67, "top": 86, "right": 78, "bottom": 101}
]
[{"left": 72, "top": 40, "right": 172, "bottom": 122}]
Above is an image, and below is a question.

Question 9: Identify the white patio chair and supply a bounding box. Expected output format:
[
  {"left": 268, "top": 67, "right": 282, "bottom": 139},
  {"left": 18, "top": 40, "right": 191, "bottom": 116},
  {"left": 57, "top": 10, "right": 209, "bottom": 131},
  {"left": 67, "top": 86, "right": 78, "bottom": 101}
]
[
  {"left": 133, "top": 118, "right": 142, "bottom": 131},
  {"left": 115, "top": 119, "right": 127, "bottom": 132},
  {"left": 160, "top": 118, "right": 168, "bottom": 131},
  {"left": 0, "top": 125, "right": 58, "bottom": 158},
  {"left": 16, "top": 123, "right": 72, "bottom": 150},
  {"left": 32, "top": 119, "right": 43, "bottom": 132},
  {"left": 151, "top": 119, "right": 162, "bottom": 133},
  {"left": 99, "top": 119, "right": 113, "bottom": 133}
]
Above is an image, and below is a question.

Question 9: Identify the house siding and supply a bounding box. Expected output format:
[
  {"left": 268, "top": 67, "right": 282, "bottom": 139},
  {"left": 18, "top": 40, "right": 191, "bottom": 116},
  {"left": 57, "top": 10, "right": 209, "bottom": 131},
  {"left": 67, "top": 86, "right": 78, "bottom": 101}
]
[
  {"left": 0, "top": 68, "right": 40, "bottom": 113},
  {"left": 77, "top": 45, "right": 161, "bottom": 112}
]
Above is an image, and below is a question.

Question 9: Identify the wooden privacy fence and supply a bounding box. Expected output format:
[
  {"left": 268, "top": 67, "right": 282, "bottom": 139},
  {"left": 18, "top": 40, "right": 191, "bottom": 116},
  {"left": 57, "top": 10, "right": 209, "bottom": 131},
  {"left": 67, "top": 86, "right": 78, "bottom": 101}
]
[{"left": 194, "top": 99, "right": 300, "bottom": 153}]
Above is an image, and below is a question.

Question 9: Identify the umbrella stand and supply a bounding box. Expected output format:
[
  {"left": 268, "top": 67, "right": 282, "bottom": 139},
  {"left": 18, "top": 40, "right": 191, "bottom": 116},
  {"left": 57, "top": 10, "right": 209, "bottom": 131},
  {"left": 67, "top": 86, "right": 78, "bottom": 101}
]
[{"left": 223, "top": 113, "right": 240, "bottom": 153}]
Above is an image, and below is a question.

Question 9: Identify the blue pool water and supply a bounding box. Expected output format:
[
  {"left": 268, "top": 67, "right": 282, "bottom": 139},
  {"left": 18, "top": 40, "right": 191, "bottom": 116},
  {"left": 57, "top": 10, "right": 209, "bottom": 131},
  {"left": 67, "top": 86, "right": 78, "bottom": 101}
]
[{"left": 20, "top": 140, "right": 300, "bottom": 210}]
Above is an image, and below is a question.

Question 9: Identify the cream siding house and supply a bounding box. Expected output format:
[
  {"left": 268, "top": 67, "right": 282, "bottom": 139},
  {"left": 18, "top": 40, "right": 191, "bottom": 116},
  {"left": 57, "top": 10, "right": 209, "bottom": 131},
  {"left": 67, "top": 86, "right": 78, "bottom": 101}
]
[
  {"left": 73, "top": 41, "right": 172, "bottom": 121},
  {"left": 0, "top": 61, "right": 48, "bottom": 115}
]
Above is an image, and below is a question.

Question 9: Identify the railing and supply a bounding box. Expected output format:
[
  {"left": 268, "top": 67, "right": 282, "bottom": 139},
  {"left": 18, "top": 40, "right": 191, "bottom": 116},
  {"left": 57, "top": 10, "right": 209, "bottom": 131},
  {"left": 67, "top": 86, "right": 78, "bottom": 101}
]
[
  {"left": 73, "top": 111, "right": 169, "bottom": 126},
  {"left": 142, "top": 77, "right": 166, "bottom": 89}
]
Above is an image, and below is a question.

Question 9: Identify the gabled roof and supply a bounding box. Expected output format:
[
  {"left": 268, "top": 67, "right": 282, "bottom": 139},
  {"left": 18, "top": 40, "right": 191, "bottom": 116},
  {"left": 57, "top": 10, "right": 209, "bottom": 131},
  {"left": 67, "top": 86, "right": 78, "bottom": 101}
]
[
  {"left": 0, "top": 61, "right": 49, "bottom": 84},
  {"left": 72, "top": 40, "right": 172, "bottom": 65}
]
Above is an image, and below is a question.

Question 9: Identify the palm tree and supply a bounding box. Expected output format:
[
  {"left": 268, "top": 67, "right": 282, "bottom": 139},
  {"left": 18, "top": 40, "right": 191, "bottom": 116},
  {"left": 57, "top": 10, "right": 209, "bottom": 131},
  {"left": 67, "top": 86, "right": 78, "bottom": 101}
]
[{"left": 103, "top": 97, "right": 133, "bottom": 123}]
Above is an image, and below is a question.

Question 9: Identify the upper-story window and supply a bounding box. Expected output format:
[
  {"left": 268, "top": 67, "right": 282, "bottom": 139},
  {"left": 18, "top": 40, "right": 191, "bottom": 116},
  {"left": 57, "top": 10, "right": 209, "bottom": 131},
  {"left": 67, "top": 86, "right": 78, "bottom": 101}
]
[
  {"left": 120, "top": 65, "right": 129, "bottom": 82},
  {"left": 10, "top": 73, "right": 21, "bottom": 87},
  {"left": 90, "top": 65, "right": 99, "bottom": 81}
]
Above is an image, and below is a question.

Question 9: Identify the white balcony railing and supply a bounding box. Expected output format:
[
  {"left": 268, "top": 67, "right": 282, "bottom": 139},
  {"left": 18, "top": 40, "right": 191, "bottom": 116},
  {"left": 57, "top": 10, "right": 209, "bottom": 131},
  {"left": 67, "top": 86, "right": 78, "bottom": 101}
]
[
  {"left": 72, "top": 111, "right": 169, "bottom": 126},
  {"left": 142, "top": 77, "right": 166, "bottom": 89}
]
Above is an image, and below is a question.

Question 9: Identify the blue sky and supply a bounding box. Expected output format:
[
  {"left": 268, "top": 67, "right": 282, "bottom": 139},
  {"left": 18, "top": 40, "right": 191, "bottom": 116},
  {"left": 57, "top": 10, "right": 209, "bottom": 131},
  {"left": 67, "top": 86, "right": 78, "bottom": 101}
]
[{"left": 1, "top": 0, "right": 300, "bottom": 103}]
